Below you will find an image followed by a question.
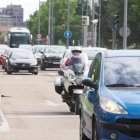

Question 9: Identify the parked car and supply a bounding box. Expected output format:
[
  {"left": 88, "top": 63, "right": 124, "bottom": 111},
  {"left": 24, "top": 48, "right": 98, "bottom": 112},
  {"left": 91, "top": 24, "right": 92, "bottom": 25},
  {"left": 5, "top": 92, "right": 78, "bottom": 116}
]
[
  {"left": 1, "top": 48, "right": 12, "bottom": 70},
  {"left": 40, "top": 45, "right": 66, "bottom": 70},
  {"left": 5, "top": 48, "right": 38, "bottom": 75},
  {"left": 80, "top": 50, "right": 140, "bottom": 140},
  {"left": 0, "top": 45, "right": 9, "bottom": 65}
]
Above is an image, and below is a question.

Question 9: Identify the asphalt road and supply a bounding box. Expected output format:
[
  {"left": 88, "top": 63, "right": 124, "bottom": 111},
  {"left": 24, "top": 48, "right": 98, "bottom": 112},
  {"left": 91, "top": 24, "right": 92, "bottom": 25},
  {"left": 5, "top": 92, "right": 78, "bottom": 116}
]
[{"left": 0, "top": 67, "right": 79, "bottom": 140}]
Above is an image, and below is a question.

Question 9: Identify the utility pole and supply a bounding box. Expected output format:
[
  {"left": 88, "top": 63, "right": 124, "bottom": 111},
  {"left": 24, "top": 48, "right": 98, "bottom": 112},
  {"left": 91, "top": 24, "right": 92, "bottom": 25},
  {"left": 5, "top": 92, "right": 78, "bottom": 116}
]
[
  {"left": 123, "top": 0, "right": 128, "bottom": 49},
  {"left": 91, "top": 0, "right": 95, "bottom": 47},
  {"left": 37, "top": 0, "right": 41, "bottom": 44},
  {"left": 38, "top": 0, "right": 40, "bottom": 35},
  {"left": 48, "top": 0, "right": 51, "bottom": 45},
  {"left": 66, "top": 0, "right": 70, "bottom": 47},
  {"left": 51, "top": 0, "right": 54, "bottom": 45},
  {"left": 98, "top": 0, "right": 101, "bottom": 47}
]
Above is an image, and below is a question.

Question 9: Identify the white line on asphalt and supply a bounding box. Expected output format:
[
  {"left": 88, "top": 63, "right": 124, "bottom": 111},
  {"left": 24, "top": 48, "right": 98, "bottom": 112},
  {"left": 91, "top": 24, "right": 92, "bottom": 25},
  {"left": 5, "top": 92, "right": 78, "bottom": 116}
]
[
  {"left": 7, "top": 115, "right": 79, "bottom": 118},
  {"left": 40, "top": 100, "right": 61, "bottom": 107},
  {"left": 0, "top": 110, "right": 10, "bottom": 132}
]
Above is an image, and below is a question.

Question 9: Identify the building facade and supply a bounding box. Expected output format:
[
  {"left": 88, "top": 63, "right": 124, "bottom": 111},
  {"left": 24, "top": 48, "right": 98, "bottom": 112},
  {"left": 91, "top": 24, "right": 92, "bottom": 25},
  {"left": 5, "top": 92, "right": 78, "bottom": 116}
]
[{"left": 0, "top": 4, "right": 24, "bottom": 43}]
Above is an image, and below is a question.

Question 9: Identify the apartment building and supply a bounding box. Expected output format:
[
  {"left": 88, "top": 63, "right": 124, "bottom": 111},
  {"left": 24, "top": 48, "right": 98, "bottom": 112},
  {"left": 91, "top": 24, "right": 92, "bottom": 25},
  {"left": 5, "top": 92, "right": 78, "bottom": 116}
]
[{"left": 0, "top": 4, "right": 24, "bottom": 43}]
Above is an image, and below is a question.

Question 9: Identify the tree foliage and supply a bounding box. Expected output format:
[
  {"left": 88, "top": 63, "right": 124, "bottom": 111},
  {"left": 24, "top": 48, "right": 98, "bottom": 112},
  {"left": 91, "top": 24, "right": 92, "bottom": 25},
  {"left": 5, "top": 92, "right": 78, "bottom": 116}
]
[
  {"left": 102, "top": 0, "right": 140, "bottom": 48},
  {"left": 26, "top": 0, "right": 140, "bottom": 48},
  {"left": 26, "top": 0, "right": 82, "bottom": 45}
]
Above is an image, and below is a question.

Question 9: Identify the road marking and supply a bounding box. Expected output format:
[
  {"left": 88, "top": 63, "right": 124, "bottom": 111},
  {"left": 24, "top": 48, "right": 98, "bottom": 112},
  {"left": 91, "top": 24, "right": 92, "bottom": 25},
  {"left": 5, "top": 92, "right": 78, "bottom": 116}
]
[
  {"left": 0, "top": 110, "right": 10, "bottom": 132},
  {"left": 41, "top": 100, "right": 61, "bottom": 107},
  {"left": 15, "top": 76, "right": 22, "bottom": 79},
  {"left": 7, "top": 115, "right": 79, "bottom": 118}
]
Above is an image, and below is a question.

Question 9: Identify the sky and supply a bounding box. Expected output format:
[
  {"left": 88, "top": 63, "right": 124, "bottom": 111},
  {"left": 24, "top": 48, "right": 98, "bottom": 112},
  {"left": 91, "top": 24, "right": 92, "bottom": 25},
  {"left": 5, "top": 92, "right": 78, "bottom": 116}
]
[{"left": 0, "top": 0, "right": 41, "bottom": 21}]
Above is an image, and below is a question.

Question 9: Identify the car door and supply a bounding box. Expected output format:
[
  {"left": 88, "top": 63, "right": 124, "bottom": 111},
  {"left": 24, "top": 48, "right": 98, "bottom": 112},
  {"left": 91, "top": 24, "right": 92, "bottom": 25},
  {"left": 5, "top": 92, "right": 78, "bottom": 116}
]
[{"left": 82, "top": 53, "right": 101, "bottom": 138}]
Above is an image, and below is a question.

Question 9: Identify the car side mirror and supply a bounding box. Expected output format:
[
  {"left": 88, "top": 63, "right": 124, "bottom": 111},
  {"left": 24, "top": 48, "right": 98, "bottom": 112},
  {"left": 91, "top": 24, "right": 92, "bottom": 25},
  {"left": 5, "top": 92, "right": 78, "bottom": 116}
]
[
  {"left": 88, "top": 90, "right": 95, "bottom": 103},
  {"left": 82, "top": 78, "right": 98, "bottom": 90},
  {"left": 58, "top": 70, "right": 64, "bottom": 76}
]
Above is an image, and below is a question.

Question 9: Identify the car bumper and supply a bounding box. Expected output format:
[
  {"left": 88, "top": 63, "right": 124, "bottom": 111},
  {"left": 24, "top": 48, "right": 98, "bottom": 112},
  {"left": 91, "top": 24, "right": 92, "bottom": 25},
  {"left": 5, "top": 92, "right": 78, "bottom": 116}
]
[
  {"left": 43, "top": 60, "right": 60, "bottom": 67},
  {"left": 10, "top": 64, "right": 37, "bottom": 70},
  {"left": 99, "top": 120, "right": 140, "bottom": 139}
]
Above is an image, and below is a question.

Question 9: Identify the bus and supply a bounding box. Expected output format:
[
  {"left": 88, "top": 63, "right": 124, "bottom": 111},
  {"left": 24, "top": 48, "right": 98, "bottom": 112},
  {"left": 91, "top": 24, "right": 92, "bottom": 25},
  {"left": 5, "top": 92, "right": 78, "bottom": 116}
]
[{"left": 6, "top": 27, "right": 32, "bottom": 48}]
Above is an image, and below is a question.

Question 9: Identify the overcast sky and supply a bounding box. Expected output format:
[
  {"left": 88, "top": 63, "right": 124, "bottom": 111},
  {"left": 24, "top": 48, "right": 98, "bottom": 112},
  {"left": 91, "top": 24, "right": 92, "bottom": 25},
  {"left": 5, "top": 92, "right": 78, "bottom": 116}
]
[{"left": 0, "top": 0, "right": 41, "bottom": 21}]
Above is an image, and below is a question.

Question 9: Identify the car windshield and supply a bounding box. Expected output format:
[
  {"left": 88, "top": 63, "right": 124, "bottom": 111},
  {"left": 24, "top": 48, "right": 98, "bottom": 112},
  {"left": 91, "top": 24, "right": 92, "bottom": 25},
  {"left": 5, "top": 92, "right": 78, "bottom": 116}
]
[
  {"left": 104, "top": 57, "right": 140, "bottom": 87},
  {"left": 82, "top": 49, "right": 99, "bottom": 60},
  {"left": 45, "top": 47, "right": 65, "bottom": 54},
  {"left": 0, "top": 48, "right": 5, "bottom": 54},
  {"left": 12, "top": 51, "right": 34, "bottom": 59},
  {"left": 35, "top": 47, "right": 46, "bottom": 53}
]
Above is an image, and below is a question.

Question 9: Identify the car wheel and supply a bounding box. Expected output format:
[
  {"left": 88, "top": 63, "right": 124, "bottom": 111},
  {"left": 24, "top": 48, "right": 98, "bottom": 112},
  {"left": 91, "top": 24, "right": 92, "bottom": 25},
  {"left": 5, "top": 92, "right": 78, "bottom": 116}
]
[
  {"left": 40, "top": 63, "right": 45, "bottom": 70},
  {"left": 75, "top": 95, "right": 81, "bottom": 115},
  {"left": 7, "top": 71, "right": 12, "bottom": 75},
  {"left": 2, "top": 65, "right": 4, "bottom": 69},
  {"left": 80, "top": 116, "right": 89, "bottom": 140},
  {"left": 69, "top": 105, "right": 75, "bottom": 113},
  {"left": 92, "top": 120, "right": 99, "bottom": 140},
  {"left": 33, "top": 72, "right": 38, "bottom": 75},
  {"left": 7, "top": 64, "right": 12, "bottom": 74}
]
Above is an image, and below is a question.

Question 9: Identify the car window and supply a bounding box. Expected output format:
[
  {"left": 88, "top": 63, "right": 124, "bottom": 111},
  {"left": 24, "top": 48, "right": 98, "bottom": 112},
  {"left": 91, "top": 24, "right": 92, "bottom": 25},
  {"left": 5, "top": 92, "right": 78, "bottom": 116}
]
[
  {"left": 104, "top": 57, "right": 140, "bottom": 86},
  {"left": 82, "top": 49, "right": 99, "bottom": 60},
  {"left": 45, "top": 47, "right": 65, "bottom": 54},
  {"left": 89, "top": 54, "right": 101, "bottom": 84}
]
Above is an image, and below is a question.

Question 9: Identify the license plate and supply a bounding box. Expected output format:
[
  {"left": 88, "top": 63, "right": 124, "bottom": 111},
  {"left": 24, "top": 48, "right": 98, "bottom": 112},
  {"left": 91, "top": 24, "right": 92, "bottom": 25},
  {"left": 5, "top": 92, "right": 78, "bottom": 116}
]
[
  {"left": 53, "top": 62, "right": 60, "bottom": 64},
  {"left": 73, "top": 89, "right": 83, "bottom": 94}
]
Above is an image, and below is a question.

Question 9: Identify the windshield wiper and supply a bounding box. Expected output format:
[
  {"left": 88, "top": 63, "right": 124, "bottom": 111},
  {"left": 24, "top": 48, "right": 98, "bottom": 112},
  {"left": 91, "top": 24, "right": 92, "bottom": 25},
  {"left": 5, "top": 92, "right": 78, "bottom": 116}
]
[{"left": 106, "top": 84, "right": 136, "bottom": 87}]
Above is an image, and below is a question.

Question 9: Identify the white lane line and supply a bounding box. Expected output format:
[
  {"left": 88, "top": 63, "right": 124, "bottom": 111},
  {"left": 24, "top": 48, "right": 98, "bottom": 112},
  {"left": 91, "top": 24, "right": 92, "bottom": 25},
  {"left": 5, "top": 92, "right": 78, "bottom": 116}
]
[
  {"left": 41, "top": 100, "right": 61, "bottom": 107},
  {"left": 0, "top": 110, "right": 10, "bottom": 132},
  {"left": 7, "top": 115, "right": 78, "bottom": 118},
  {"left": 15, "top": 76, "right": 22, "bottom": 79}
]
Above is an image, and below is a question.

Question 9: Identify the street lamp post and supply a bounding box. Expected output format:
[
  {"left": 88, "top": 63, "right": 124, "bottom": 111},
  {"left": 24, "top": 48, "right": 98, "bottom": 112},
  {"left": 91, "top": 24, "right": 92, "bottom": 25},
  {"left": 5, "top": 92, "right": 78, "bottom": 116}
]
[
  {"left": 38, "top": 0, "right": 41, "bottom": 35},
  {"left": 123, "top": 0, "right": 128, "bottom": 49},
  {"left": 91, "top": 19, "right": 98, "bottom": 47},
  {"left": 91, "top": 0, "right": 95, "bottom": 47},
  {"left": 66, "top": 0, "right": 70, "bottom": 47}
]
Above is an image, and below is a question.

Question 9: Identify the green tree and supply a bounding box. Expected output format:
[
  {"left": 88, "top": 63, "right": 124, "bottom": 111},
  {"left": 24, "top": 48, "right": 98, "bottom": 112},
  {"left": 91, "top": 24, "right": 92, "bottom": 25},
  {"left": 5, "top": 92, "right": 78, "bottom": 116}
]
[
  {"left": 102, "top": 0, "right": 140, "bottom": 48},
  {"left": 26, "top": 0, "right": 82, "bottom": 45}
]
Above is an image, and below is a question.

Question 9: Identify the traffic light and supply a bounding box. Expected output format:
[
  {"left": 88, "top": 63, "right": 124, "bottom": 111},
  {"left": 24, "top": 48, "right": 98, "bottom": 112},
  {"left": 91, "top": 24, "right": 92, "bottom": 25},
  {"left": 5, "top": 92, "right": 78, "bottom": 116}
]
[
  {"left": 113, "top": 15, "right": 120, "bottom": 30},
  {"left": 76, "top": 4, "right": 82, "bottom": 15},
  {"left": 110, "top": 15, "right": 120, "bottom": 30}
]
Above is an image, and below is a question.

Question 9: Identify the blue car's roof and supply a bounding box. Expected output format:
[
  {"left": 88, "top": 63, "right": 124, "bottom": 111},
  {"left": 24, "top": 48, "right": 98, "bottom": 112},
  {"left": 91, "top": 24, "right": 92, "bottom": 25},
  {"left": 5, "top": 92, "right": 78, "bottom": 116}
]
[{"left": 104, "top": 50, "right": 140, "bottom": 57}]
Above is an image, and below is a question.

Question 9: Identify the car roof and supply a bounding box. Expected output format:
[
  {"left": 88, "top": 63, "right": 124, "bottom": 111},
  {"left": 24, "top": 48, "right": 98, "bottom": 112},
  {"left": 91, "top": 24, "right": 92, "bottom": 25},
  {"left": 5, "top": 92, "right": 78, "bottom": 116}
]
[
  {"left": 104, "top": 50, "right": 140, "bottom": 57},
  {"left": 82, "top": 47, "right": 106, "bottom": 51},
  {"left": 10, "top": 48, "right": 33, "bottom": 52}
]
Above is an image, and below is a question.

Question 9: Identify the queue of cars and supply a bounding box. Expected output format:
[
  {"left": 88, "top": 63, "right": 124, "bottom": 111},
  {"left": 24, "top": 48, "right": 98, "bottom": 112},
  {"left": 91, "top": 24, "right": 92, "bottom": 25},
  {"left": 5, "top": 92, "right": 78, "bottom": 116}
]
[
  {"left": 1, "top": 44, "right": 140, "bottom": 140},
  {"left": 56, "top": 47, "right": 140, "bottom": 140},
  {"left": 0, "top": 44, "right": 66, "bottom": 74}
]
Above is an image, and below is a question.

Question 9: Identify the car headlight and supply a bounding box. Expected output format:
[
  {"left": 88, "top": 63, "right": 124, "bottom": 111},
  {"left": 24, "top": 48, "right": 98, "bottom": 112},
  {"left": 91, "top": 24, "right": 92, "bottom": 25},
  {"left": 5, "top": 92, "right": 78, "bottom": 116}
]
[
  {"left": 10, "top": 59, "right": 17, "bottom": 65},
  {"left": 31, "top": 61, "right": 37, "bottom": 66},
  {"left": 100, "top": 97, "right": 128, "bottom": 114},
  {"left": 69, "top": 74, "right": 75, "bottom": 81}
]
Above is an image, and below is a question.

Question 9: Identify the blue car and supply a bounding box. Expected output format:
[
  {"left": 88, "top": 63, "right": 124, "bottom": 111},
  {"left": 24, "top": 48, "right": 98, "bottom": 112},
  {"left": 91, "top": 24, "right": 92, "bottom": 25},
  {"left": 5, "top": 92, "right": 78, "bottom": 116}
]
[{"left": 80, "top": 50, "right": 140, "bottom": 140}]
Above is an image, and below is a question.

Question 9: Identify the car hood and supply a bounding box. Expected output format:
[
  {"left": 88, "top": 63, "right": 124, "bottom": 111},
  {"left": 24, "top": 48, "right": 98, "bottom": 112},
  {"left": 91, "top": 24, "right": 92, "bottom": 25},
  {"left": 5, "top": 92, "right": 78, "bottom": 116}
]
[
  {"left": 100, "top": 87, "right": 140, "bottom": 115},
  {"left": 45, "top": 53, "right": 62, "bottom": 58},
  {"left": 10, "top": 58, "right": 37, "bottom": 64},
  {"left": 34, "top": 53, "right": 42, "bottom": 58}
]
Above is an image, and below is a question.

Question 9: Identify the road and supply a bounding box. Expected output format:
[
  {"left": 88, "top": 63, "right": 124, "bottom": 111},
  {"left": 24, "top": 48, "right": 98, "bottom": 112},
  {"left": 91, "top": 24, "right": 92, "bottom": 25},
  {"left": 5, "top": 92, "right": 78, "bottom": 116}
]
[{"left": 0, "top": 68, "right": 79, "bottom": 140}]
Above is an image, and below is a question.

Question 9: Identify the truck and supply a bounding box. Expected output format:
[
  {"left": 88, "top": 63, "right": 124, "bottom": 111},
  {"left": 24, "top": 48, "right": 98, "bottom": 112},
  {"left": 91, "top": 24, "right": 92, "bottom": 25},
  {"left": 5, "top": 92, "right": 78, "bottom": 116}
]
[{"left": 6, "top": 27, "right": 32, "bottom": 48}]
